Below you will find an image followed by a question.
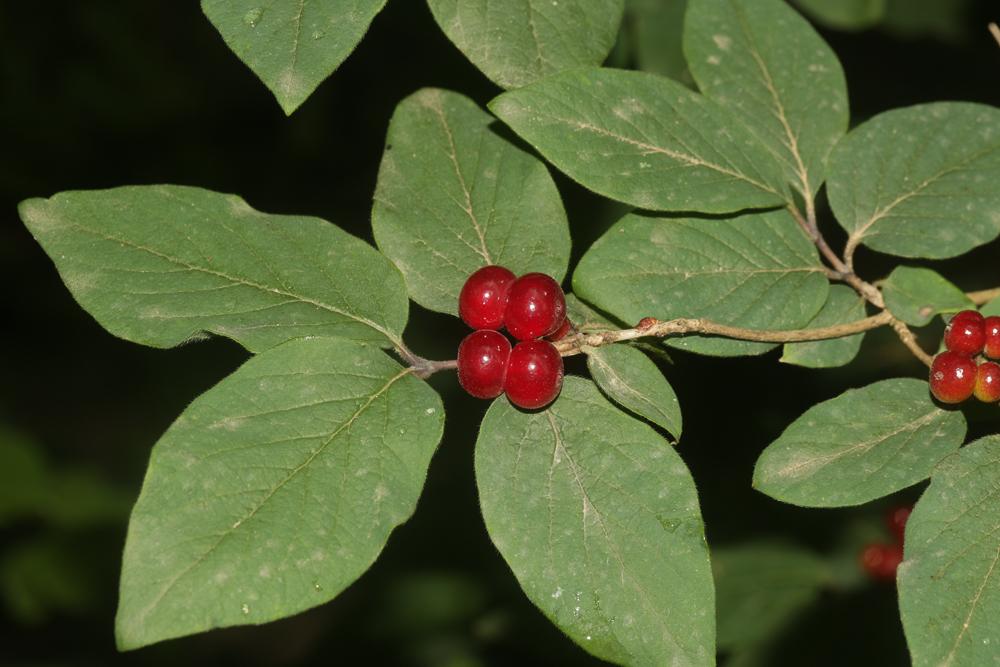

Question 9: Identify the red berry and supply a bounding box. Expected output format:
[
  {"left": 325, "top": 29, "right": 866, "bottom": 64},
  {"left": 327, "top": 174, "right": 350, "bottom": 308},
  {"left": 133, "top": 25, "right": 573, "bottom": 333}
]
[
  {"left": 505, "top": 273, "right": 567, "bottom": 341},
  {"left": 943, "top": 310, "right": 985, "bottom": 356},
  {"left": 974, "top": 361, "right": 1000, "bottom": 403},
  {"left": 504, "top": 340, "right": 564, "bottom": 409},
  {"left": 546, "top": 318, "right": 573, "bottom": 342},
  {"left": 459, "top": 265, "right": 516, "bottom": 330},
  {"left": 860, "top": 543, "right": 903, "bottom": 582},
  {"left": 886, "top": 506, "right": 912, "bottom": 543},
  {"left": 984, "top": 316, "right": 1000, "bottom": 359},
  {"left": 929, "top": 351, "right": 977, "bottom": 403},
  {"left": 457, "top": 330, "right": 511, "bottom": 399}
]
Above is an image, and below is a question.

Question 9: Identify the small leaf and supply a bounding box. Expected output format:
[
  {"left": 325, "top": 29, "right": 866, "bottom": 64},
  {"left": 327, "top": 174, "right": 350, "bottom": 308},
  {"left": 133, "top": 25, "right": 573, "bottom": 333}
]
[
  {"left": 982, "top": 297, "right": 1000, "bottom": 318},
  {"left": 115, "top": 337, "right": 444, "bottom": 649},
  {"left": 684, "top": 0, "right": 848, "bottom": 198},
  {"left": 426, "top": 0, "right": 625, "bottom": 89},
  {"left": 587, "top": 344, "right": 682, "bottom": 438},
  {"left": 827, "top": 102, "right": 1000, "bottom": 259},
  {"left": 713, "top": 542, "right": 830, "bottom": 651},
  {"left": 781, "top": 285, "right": 867, "bottom": 368},
  {"left": 628, "top": 0, "right": 692, "bottom": 84},
  {"left": 793, "top": 0, "right": 886, "bottom": 31},
  {"left": 19, "top": 186, "right": 408, "bottom": 353},
  {"left": 573, "top": 209, "right": 829, "bottom": 357},
  {"left": 898, "top": 435, "right": 1000, "bottom": 667},
  {"left": 476, "top": 377, "right": 714, "bottom": 666},
  {"left": 489, "top": 67, "right": 788, "bottom": 213},
  {"left": 753, "top": 378, "right": 966, "bottom": 507},
  {"left": 883, "top": 266, "right": 973, "bottom": 326},
  {"left": 201, "top": 0, "right": 387, "bottom": 114},
  {"left": 565, "top": 293, "right": 616, "bottom": 331},
  {"left": 372, "top": 88, "right": 569, "bottom": 315}
]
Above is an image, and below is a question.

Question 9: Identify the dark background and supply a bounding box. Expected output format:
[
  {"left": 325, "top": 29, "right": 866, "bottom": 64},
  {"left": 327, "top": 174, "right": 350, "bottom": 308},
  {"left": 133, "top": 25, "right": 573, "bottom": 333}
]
[{"left": 1, "top": 1, "right": 999, "bottom": 665}]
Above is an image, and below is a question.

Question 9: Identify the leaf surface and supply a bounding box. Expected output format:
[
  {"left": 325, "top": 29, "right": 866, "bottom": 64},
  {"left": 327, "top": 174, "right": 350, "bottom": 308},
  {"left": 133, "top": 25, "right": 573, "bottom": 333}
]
[
  {"left": 781, "top": 285, "right": 866, "bottom": 368},
  {"left": 587, "top": 344, "right": 682, "bottom": 438},
  {"left": 883, "top": 266, "right": 972, "bottom": 326}
]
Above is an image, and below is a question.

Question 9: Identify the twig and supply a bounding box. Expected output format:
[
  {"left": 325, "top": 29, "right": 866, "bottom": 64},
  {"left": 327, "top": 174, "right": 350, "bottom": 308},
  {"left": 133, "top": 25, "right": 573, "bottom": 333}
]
[
  {"left": 969, "top": 287, "right": 1000, "bottom": 306},
  {"left": 888, "top": 318, "right": 933, "bottom": 368},
  {"left": 990, "top": 22, "right": 1000, "bottom": 48}
]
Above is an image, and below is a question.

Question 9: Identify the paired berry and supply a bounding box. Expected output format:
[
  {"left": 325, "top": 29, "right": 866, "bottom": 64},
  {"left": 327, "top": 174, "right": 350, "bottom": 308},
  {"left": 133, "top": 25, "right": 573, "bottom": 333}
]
[
  {"left": 457, "top": 330, "right": 511, "bottom": 399},
  {"left": 456, "top": 266, "right": 567, "bottom": 409},
  {"left": 944, "top": 310, "right": 985, "bottom": 356},
  {"left": 929, "top": 351, "right": 977, "bottom": 403},
  {"left": 984, "top": 316, "right": 1000, "bottom": 359},
  {"left": 459, "top": 265, "right": 516, "bottom": 330},
  {"left": 860, "top": 543, "right": 904, "bottom": 582},
  {"left": 504, "top": 273, "right": 567, "bottom": 341},
  {"left": 974, "top": 361, "right": 1000, "bottom": 403},
  {"left": 504, "top": 340, "right": 564, "bottom": 409},
  {"left": 886, "top": 506, "right": 911, "bottom": 543}
]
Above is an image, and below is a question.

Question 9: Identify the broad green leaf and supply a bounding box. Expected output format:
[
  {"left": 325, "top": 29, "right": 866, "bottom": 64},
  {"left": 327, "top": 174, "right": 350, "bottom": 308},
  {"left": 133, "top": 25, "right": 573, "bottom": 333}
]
[
  {"left": 489, "top": 67, "right": 788, "bottom": 213},
  {"left": 201, "top": 0, "right": 387, "bottom": 114},
  {"left": 573, "top": 209, "right": 829, "bottom": 357},
  {"left": 982, "top": 297, "right": 1000, "bottom": 318},
  {"left": 426, "top": 0, "right": 625, "bottom": 89},
  {"left": 476, "top": 377, "right": 714, "bottom": 666},
  {"left": 753, "top": 378, "right": 966, "bottom": 507},
  {"left": 899, "top": 436, "right": 1000, "bottom": 667},
  {"left": 781, "top": 285, "right": 866, "bottom": 368},
  {"left": 684, "top": 0, "right": 848, "bottom": 199},
  {"left": 116, "top": 337, "right": 444, "bottom": 649},
  {"left": 586, "top": 344, "right": 682, "bottom": 438},
  {"left": 793, "top": 0, "right": 886, "bottom": 31},
  {"left": 882, "top": 0, "right": 973, "bottom": 42},
  {"left": 372, "top": 88, "right": 569, "bottom": 315},
  {"left": 19, "top": 186, "right": 408, "bottom": 353},
  {"left": 565, "top": 293, "right": 616, "bottom": 331},
  {"left": 883, "top": 266, "right": 972, "bottom": 327},
  {"left": 828, "top": 102, "right": 1000, "bottom": 259},
  {"left": 713, "top": 542, "right": 830, "bottom": 651},
  {"left": 628, "top": 0, "right": 692, "bottom": 84}
]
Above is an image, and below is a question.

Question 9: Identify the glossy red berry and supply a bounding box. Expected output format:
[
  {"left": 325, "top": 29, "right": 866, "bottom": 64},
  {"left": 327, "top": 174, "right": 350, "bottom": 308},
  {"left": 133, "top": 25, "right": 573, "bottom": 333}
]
[
  {"left": 546, "top": 318, "right": 573, "bottom": 342},
  {"left": 929, "top": 351, "right": 977, "bottom": 403},
  {"left": 457, "top": 330, "right": 511, "bottom": 399},
  {"left": 886, "top": 506, "right": 912, "bottom": 543},
  {"left": 974, "top": 361, "right": 1000, "bottom": 403},
  {"left": 504, "top": 340, "right": 564, "bottom": 409},
  {"left": 983, "top": 316, "right": 1000, "bottom": 359},
  {"left": 459, "top": 265, "right": 516, "bottom": 330},
  {"left": 505, "top": 273, "right": 566, "bottom": 341},
  {"left": 860, "top": 543, "right": 903, "bottom": 582},
  {"left": 943, "top": 310, "right": 985, "bottom": 356}
]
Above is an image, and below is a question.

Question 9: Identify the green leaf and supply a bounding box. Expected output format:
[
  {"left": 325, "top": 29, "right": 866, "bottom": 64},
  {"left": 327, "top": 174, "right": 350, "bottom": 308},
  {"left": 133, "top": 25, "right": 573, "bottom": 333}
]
[
  {"left": 489, "top": 67, "right": 788, "bottom": 213},
  {"left": 0, "top": 431, "right": 47, "bottom": 525},
  {"left": 982, "top": 297, "right": 1000, "bottom": 318},
  {"left": 684, "top": 0, "right": 848, "bottom": 199},
  {"left": 628, "top": 0, "right": 692, "bottom": 84},
  {"left": 793, "top": 0, "right": 886, "bottom": 31},
  {"left": 899, "top": 436, "right": 1000, "bottom": 667},
  {"left": 753, "top": 378, "right": 966, "bottom": 508},
  {"left": 426, "top": 0, "right": 625, "bottom": 89},
  {"left": 587, "top": 344, "right": 682, "bottom": 438},
  {"left": 115, "top": 337, "right": 444, "bottom": 649},
  {"left": 573, "top": 209, "right": 829, "bottom": 357},
  {"left": 713, "top": 542, "right": 830, "bottom": 651},
  {"left": 476, "top": 377, "right": 714, "bottom": 666},
  {"left": 883, "top": 266, "right": 973, "bottom": 327},
  {"left": 372, "top": 88, "right": 569, "bottom": 315},
  {"left": 565, "top": 293, "right": 616, "bottom": 330},
  {"left": 201, "top": 0, "right": 387, "bottom": 114},
  {"left": 19, "top": 186, "right": 408, "bottom": 353},
  {"left": 827, "top": 102, "right": 1000, "bottom": 259},
  {"left": 781, "top": 285, "right": 867, "bottom": 368}
]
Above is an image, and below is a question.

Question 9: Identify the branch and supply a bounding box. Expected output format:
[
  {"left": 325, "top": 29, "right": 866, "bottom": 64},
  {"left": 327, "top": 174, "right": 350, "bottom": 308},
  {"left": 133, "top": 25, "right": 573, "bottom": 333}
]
[
  {"left": 990, "top": 22, "right": 1000, "bottom": 48},
  {"left": 970, "top": 287, "right": 1000, "bottom": 306}
]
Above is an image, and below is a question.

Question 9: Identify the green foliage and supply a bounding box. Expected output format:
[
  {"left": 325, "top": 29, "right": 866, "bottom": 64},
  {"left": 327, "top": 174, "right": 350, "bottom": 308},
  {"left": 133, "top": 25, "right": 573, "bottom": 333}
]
[
  {"left": 793, "top": 0, "right": 886, "bottom": 30},
  {"left": 626, "top": 0, "right": 691, "bottom": 84},
  {"left": 899, "top": 436, "right": 1000, "bottom": 667},
  {"left": 116, "top": 338, "right": 444, "bottom": 649},
  {"left": 426, "top": 0, "right": 625, "bottom": 89},
  {"left": 574, "top": 209, "right": 829, "bottom": 356},
  {"left": 882, "top": 266, "right": 973, "bottom": 326},
  {"left": 476, "top": 377, "right": 714, "bottom": 666},
  {"left": 827, "top": 102, "right": 1000, "bottom": 260},
  {"left": 490, "top": 67, "right": 788, "bottom": 213},
  {"left": 19, "top": 186, "right": 408, "bottom": 353},
  {"left": 781, "top": 285, "right": 866, "bottom": 368},
  {"left": 586, "top": 344, "right": 682, "bottom": 438},
  {"left": 201, "top": 0, "right": 388, "bottom": 114},
  {"left": 372, "top": 88, "right": 569, "bottom": 315},
  {"left": 684, "top": 0, "right": 848, "bottom": 198},
  {"left": 754, "top": 379, "right": 966, "bottom": 507}
]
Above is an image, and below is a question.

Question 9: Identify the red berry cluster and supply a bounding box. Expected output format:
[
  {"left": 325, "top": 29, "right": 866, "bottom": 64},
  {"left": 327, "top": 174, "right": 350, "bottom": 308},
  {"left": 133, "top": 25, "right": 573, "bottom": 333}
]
[
  {"left": 456, "top": 266, "right": 568, "bottom": 409},
  {"left": 860, "top": 506, "right": 911, "bottom": 582},
  {"left": 929, "top": 311, "right": 1000, "bottom": 404}
]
